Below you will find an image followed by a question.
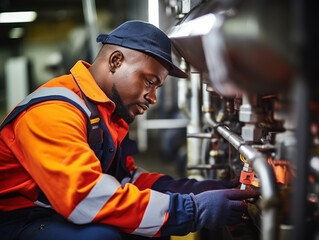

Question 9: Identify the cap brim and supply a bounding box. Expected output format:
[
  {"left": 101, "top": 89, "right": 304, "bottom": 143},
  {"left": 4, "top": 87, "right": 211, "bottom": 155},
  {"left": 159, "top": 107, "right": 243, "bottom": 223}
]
[
  {"left": 144, "top": 50, "right": 188, "bottom": 78},
  {"left": 169, "top": 64, "right": 188, "bottom": 78}
]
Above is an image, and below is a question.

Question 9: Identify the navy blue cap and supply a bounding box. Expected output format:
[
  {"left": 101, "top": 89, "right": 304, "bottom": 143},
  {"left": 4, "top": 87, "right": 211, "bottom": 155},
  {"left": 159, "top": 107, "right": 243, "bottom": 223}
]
[{"left": 96, "top": 20, "right": 188, "bottom": 78}]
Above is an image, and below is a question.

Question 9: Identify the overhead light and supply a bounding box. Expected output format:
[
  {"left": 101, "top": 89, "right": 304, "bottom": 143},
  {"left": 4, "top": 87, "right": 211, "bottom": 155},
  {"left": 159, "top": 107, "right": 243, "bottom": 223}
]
[
  {"left": 0, "top": 11, "right": 37, "bottom": 23},
  {"left": 9, "top": 27, "right": 25, "bottom": 39}
]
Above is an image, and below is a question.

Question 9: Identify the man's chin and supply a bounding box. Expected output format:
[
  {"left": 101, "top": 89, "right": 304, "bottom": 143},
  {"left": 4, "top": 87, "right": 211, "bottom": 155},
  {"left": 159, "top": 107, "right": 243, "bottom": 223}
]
[{"left": 121, "top": 113, "right": 135, "bottom": 124}]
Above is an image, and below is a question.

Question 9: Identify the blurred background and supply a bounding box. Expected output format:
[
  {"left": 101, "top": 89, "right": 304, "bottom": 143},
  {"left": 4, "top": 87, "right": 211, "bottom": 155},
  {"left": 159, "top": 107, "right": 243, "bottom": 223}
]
[{"left": 0, "top": 0, "right": 187, "bottom": 178}]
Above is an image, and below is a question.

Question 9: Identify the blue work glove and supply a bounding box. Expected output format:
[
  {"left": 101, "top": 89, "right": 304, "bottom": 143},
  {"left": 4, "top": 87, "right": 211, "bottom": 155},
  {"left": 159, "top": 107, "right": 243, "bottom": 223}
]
[
  {"left": 191, "top": 189, "right": 260, "bottom": 230},
  {"left": 190, "top": 178, "right": 239, "bottom": 194},
  {"left": 152, "top": 176, "right": 239, "bottom": 194}
]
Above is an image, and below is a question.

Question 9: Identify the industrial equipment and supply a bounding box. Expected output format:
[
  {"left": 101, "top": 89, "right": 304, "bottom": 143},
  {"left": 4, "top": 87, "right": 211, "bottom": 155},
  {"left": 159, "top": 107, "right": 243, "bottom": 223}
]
[{"left": 165, "top": 0, "right": 319, "bottom": 239}]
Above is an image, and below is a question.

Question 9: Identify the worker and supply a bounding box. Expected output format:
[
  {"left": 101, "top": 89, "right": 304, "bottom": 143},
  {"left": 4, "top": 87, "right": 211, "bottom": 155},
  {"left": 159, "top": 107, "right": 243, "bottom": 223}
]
[{"left": 0, "top": 20, "right": 259, "bottom": 240}]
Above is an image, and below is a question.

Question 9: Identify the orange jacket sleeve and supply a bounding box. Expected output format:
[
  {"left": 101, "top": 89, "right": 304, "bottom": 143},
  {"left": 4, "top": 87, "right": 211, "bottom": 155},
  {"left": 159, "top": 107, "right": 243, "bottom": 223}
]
[{"left": 12, "top": 101, "right": 171, "bottom": 236}]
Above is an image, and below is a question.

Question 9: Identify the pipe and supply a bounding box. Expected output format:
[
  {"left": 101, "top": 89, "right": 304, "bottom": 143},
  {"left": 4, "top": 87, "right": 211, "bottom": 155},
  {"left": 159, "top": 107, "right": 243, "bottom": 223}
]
[
  {"left": 187, "top": 69, "right": 203, "bottom": 180},
  {"left": 178, "top": 58, "right": 191, "bottom": 118},
  {"left": 203, "top": 103, "right": 279, "bottom": 240},
  {"left": 216, "top": 126, "right": 279, "bottom": 240},
  {"left": 202, "top": 83, "right": 219, "bottom": 128},
  {"left": 291, "top": 79, "right": 310, "bottom": 240},
  {"left": 82, "top": 0, "right": 99, "bottom": 62}
]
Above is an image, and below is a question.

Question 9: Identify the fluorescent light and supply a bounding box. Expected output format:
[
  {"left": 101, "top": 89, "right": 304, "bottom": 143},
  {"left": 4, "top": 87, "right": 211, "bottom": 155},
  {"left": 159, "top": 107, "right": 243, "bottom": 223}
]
[
  {"left": 0, "top": 11, "right": 37, "bottom": 23},
  {"left": 148, "top": 0, "right": 159, "bottom": 27},
  {"left": 9, "top": 27, "right": 25, "bottom": 39}
]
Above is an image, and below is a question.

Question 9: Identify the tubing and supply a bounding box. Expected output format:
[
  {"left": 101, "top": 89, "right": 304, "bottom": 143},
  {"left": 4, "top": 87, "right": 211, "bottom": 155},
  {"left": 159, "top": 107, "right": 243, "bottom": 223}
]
[
  {"left": 216, "top": 126, "right": 279, "bottom": 240},
  {"left": 204, "top": 106, "right": 279, "bottom": 240},
  {"left": 291, "top": 80, "right": 310, "bottom": 240},
  {"left": 203, "top": 86, "right": 279, "bottom": 239}
]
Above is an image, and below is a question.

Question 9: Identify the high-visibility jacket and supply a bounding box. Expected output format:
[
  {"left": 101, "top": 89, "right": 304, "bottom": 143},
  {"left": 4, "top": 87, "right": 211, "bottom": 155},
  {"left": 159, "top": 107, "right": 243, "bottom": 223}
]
[{"left": 0, "top": 61, "right": 195, "bottom": 237}]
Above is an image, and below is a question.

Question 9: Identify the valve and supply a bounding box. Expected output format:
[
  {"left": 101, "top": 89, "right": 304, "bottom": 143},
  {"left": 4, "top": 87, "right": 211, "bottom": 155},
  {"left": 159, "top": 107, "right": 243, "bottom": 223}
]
[{"left": 239, "top": 154, "right": 259, "bottom": 189}]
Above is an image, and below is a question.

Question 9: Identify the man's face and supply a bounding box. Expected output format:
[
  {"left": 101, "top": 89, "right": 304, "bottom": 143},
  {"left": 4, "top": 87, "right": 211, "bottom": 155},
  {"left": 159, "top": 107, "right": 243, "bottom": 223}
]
[{"left": 110, "top": 51, "right": 169, "bottom": 124}]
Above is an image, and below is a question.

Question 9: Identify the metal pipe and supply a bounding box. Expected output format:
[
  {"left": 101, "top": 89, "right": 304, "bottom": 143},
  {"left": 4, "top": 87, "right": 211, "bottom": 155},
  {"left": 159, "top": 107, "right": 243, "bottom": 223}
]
[
  {"left": 202, "top": 83, "right": 219, "bottom": 128},
  {"left": 203, "top": 86, "right": 279, "bottom": 239},
  {"left": 144, "top": 119, "right": 189, "bottom": 129},
  {"left": 216, "top": 126, "right": 245, "bottom": 150},
  {"left": 291, "top": 79, "right": 310, "bottom": 240},
  {"left": 215, "top": 126, "right": 279, "bottom": 240},
  {"left": 187, "top": 69, "right": 203, "bottom": 180},
  {"left": 178, "top": 58, "right": 191, "bottom": 118},
  {"left": 202, "top": 70, "right": 279, "bottom": 240},
  {"left": 82, "top": 0, "right": 99, "bottom": 62}
]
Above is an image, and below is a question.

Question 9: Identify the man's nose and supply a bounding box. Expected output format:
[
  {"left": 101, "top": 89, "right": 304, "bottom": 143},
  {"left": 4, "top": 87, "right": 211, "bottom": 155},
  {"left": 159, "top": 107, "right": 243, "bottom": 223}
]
[{"left": 145, "top": 88, "right": 157, "bottom": 104}]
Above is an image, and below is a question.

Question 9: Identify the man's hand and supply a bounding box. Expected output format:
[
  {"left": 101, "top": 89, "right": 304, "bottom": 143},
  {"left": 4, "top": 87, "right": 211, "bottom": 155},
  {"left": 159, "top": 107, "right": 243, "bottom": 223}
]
[
  {"left": 191, "top": 189, "right": 260, "bottom": 230},
  {"left": 191, "top": 178, "right": 240, "bottom": 194},
  {"left": 152, "top": 176, "right": 240, "bottom": 194}
]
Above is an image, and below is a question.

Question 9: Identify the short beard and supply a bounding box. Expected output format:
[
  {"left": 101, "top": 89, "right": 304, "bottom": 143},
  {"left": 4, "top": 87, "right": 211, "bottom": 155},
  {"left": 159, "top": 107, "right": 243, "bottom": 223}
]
[{"left": 111, "top": 85, "right": 135, "bottom": 124}]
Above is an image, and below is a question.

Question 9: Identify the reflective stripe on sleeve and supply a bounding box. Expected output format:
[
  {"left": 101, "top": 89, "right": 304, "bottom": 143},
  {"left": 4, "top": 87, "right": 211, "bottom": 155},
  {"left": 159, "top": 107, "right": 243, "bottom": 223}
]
[
  {"left": 120, "top": 176, "right": 131, "bottom": 186},
  {"left": 132, "top": 190, "right": 170, "bottom": 237},
  {"left": 68, "top": 174, "right": 120, "bottom": 224},
  {"left": 121, "top": 167, "right": 147, "bottom": 186}
]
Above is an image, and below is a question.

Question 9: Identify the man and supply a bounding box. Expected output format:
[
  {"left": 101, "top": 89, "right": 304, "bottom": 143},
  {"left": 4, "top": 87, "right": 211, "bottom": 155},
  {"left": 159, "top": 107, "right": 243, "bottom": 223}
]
[{"left": 0, "top": 20, "right": 258, "bottom": 240}]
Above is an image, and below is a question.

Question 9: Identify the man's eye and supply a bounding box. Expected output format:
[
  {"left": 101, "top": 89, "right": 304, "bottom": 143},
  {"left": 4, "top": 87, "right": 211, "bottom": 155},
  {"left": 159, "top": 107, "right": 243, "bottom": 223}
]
[{"left": 146, "top": 80, "right": 153, "bottom": 87}]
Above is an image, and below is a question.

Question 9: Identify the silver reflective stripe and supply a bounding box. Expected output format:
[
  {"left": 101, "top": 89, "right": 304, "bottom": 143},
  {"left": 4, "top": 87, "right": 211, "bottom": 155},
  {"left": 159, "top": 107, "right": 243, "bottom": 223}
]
[
  {"left": 120, "top": 176, "right": 132, "bottom": 186},
  {"left": 18, "top": 87, "right": 91, "bottom": 118},
  {"left": 68, "top": 174, "right": 120, "bottom": 224},
  {"left": 121, "top": 167, "right": 147, "bottom": 186},
  {"left": 34, "top": 200, "right": 53, "bottom": 209},
  {"left": 132, "top": 190, "right": 170, "bottom": 237},
  {"left": 132, "top": 168, "right": 147, "bottom": 183}
]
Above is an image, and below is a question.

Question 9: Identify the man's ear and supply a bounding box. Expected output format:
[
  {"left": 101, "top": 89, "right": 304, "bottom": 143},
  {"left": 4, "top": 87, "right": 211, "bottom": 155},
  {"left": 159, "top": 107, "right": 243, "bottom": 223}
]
[{"left": 109, "top": 50, "right": 124, "bottom": 73}]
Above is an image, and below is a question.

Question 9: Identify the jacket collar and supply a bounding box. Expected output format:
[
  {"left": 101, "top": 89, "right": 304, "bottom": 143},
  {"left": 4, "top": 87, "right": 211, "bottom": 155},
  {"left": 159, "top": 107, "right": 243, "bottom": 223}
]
[{"left": 70, "top": 60, "right": 111, "bottom": 104}]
